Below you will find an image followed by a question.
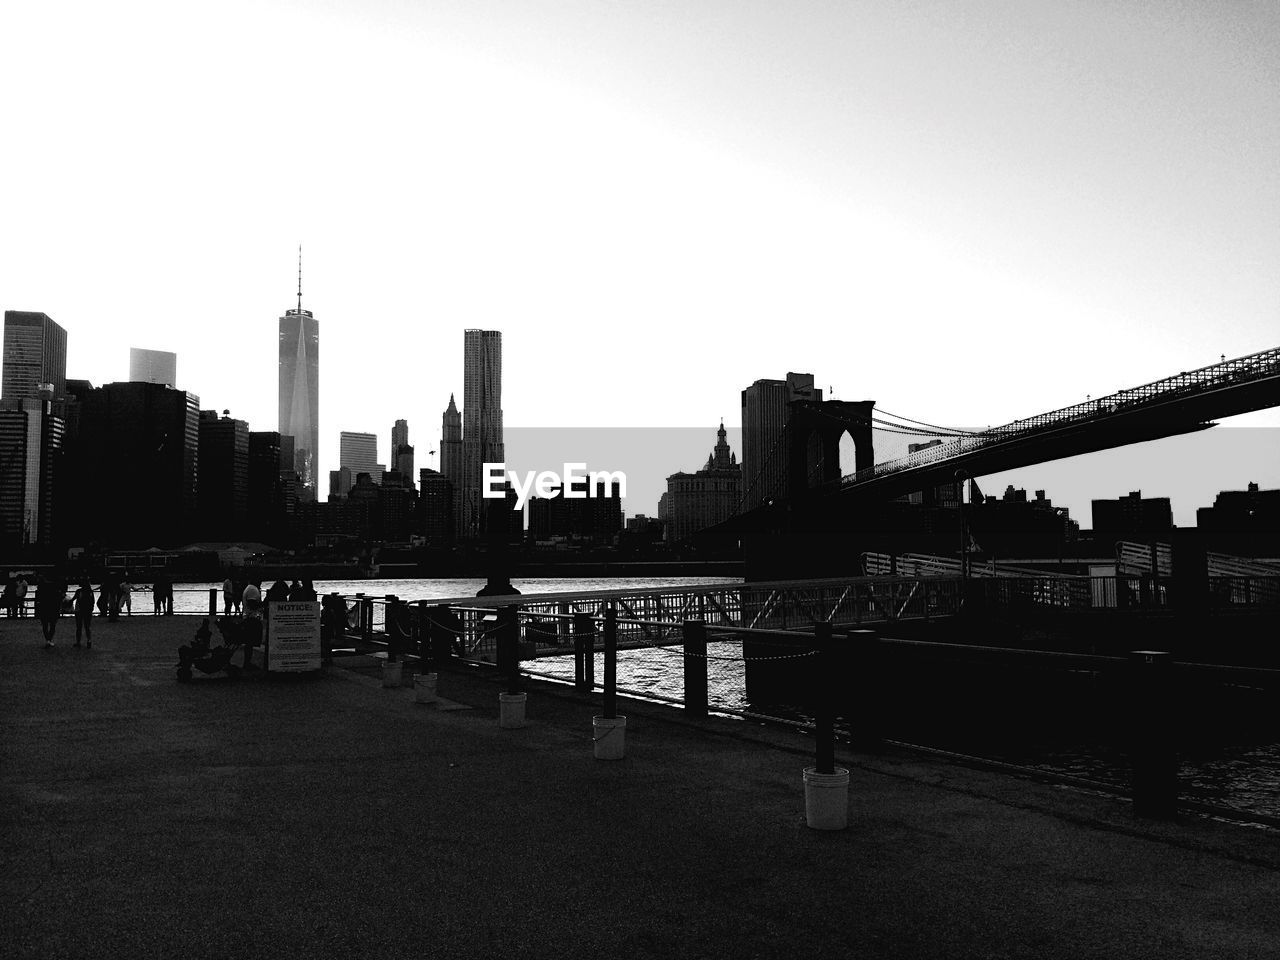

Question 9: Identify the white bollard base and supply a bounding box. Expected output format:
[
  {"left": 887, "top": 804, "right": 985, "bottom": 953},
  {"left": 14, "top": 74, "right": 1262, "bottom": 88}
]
[
  {"left": 381, "top": 660, "right": 403, "bottom": 688},
  {"left": 593, "top": 715, "right": 627, "bottom": 760},
  {"left": 803, "top": 767, "right": 850, "bottom": 830},
  {"left": 414, "top": 673, "right": 438, "bottom": 704},
  {"left": 499, "top": 692, "right": 528, "bottom": 728}
]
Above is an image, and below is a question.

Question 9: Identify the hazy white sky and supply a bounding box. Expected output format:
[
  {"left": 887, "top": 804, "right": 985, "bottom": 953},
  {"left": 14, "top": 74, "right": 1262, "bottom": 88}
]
[{"left": 3, "top": 0, "right": 1277, "bottom": 522}]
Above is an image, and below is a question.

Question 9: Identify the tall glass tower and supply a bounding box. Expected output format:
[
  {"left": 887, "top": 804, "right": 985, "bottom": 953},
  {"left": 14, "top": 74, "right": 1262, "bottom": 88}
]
[
  {"left": 278, "top": 250, "right": 319, "bottom": 502},
  {"left": 3, "top": 311, "right": 67, "bottom": 402},
  {"left": 460, "top": 329, "right": 503, "bottom": 538}
]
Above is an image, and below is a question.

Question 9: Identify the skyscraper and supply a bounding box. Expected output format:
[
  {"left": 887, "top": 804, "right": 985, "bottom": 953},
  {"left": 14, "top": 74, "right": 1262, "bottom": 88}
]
[
  {"left": 129, "top": 348, "right": 177, "bottom": 387},
  {"left": 71, "top": 382, "right": 200, "bottom": 547},
  {"left": 440, "top": 393, "right": 462, "bottom": 511},
  {"left": 3, "top": 311, "right": 67, "bottom": 402},
  {"left": 197, "top": 410, "right": 250, "bottom": 539},
  {"left": 278, "top": 250, "right": 319, "bottom": 502},
  {"left": 0, "top": 390, "right": 64, "bottom": 549},
  {"left": 339, "top": 431, "right": 380, "bottom": 485},
  {"left": 740, "top": 373, "right": 822, "bottom": 510},
  {"left": 391, "top": 419, "right": 414, "bottom": 487},
  {"left": 460, "top": 330, "right": 504, "bottom": 538}
]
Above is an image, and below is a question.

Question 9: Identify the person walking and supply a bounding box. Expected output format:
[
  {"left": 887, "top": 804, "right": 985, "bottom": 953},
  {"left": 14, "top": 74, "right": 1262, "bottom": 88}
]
[
  {"left": 35, "top": 574, "right": 65, "bottom": 648},
  {"left": 118, "top": 575, "right": 132, "bottom": 616},
  {"left": 15, "top": 574, "right": 29, "bottom": 618},
  {"left": 72, "top": 579, "right": 95, "bottom": 648},
  {"left": 222, "top": 576, "right": 234, "bottom": 616}
]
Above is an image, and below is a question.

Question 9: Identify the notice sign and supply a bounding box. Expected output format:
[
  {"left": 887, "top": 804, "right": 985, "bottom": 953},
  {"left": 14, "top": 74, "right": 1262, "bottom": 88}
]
[{"left": 267, "top": 601, "right": 322, "bottom": 672}]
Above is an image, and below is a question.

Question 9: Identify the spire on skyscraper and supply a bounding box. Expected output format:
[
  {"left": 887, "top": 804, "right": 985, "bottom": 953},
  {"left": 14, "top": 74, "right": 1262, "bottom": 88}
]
[{"left": 297, "top": 244, "right": 303, "bottom": 312}]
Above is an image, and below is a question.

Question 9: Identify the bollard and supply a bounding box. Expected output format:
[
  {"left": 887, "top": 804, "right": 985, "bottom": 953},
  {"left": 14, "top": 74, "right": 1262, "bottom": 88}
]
[
  {"left": 803, "top": 620, "right": 849, "bottom": 830},
  {"left": 593, "top": 606, "right": 625, "bottom": 759},
  {"left": 847, "top": 628, "right": 882, "bottom": 751},
  {"left": 208, "top": 588, "right": 218, "bottom": 619},
  {"left": 573, "top": 612, "right": 594, "bottom": 691},
  {"left": 682, "top": 619, "right": 708, "bottom": 717},
  {"left": 1129, "top": 650, "right": 1178, "bottom": 818},
  {"left": 497, "top": 605, "right": 527, "bottom": 728}
]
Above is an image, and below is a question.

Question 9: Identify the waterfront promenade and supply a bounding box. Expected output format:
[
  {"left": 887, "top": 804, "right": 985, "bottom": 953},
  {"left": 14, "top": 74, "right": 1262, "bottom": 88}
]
[{"left": 3, "top": 616, "right": 1280, "bottom": 959}]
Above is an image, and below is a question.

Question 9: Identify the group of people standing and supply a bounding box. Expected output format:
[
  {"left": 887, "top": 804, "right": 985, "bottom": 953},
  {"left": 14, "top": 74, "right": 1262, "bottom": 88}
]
[
  {"left": 221, "top": 577, "right": 318, "bottom": 615},
  {"left": 4, "top": 572, "right": 101, "bottom": 649}
]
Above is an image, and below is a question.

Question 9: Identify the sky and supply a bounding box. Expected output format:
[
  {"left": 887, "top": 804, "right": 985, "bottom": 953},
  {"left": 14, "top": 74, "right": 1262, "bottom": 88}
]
[{"left": 2, "top": 0, "right": 1277, "bottom": 525}]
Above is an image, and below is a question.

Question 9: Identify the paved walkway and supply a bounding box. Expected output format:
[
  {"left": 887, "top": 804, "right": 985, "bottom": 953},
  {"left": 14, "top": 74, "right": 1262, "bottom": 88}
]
[{"left": 3, "top": 614, "right": 1280, "bottom": 959}]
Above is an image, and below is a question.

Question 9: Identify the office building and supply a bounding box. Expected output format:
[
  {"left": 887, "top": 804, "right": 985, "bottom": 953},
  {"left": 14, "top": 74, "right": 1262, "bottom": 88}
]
[
  {"left": 278, "top": 253, "right": 319, "bottom": 502},
  {"left": 0, "top": 389, "right": 64, "bottom": 549},
  {"left": 339, "top": 432, "right": 380, "bottom": 486},
  {"left": 129, "top": 348, "right": 177, "bottom": 387},
  {"left": 248, "top": 431, "right": 290, "bottom": 545},
  {"left": 72, "top": 382, "right": 200, "bottom": 547},
  {"left": 659, "top": 424, "right": 742, "bottom": 544},
  {"left": 417, "top": 468, "right": 454, "bottom": 544},
  {"left": 3, "top": 311, "right": 67, "bottom": 402},
  {"left": 378, "top": 469, "right": 417, "bottom": 542},
  {"left": 740, "top": 373, "right": 822, "bottom": 510},
  {"left": 440, "top": 394, "right": 463, "bottom": 525},
  {"left": 391, "top": 419, "right": 414, "bottom": 487},
  {"left": 460, "top": 330, "right": 504, "bottom": 538},
  {"left": 197, "top": 410, "right": 249, "bottom": 539},
  {"left": 329, "top": 467, "right": 353, "bottom": 500},
  {"left": 1091, "top": 491, "right": 1174, "bottom": 542}
]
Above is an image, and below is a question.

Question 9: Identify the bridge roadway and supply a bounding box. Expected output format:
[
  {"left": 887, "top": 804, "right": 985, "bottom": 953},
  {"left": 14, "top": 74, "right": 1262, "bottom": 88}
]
[{"left": 4, "top": 614, "right": 1280, "bottom": 959}]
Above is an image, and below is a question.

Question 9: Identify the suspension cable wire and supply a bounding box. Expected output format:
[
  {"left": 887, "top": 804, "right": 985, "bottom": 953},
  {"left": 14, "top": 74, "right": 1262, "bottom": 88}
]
[{"left": 874, "top": 407, "right": 985, "bottom": 435}]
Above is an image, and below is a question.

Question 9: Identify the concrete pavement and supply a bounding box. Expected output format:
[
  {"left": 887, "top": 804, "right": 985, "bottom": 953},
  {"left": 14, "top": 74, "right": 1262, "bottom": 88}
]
[{"left": 3, "top": 614, "right": 1280, "bottom": 959}]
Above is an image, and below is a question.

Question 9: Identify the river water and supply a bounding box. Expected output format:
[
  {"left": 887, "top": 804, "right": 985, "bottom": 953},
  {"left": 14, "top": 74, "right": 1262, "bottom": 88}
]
[{"left": 144, "top": 576, "right": 1278, "bottom": 822}]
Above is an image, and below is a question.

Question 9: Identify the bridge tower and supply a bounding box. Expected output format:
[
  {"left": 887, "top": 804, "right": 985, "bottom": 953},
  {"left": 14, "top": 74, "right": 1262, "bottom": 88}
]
[{"left": 784, "top": 400, "right": 876, "bottom": 500}]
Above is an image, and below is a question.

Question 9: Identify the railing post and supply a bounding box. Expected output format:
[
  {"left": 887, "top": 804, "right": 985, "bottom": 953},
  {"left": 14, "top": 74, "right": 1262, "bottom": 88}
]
[
  {"left": 360, "top": 597, "right": 371, "bottom": 643},
  {"left": 573, "top": 612, "right": 594, "bottom": 691},
  {"left": 603, "top": 606, "right": 617, "bottom": 720},
  {"left": 497, "top": 605, "right": 521, "bottom": 694},
  {"left": 417, "top": 600, "right": 431, "bottom": 668},
  {"left": 847, "top": 627, "right": 881, "bottom": 751},
  {"left": 814, "top": 621, "right": 835, "bottom": 775},
  {"left": 1129, "top": 650, "right": 1177, "bottom": 818},
  {"left": 386, "top": 595, "right": 400, "bottom": 662},
  {"left": 208, "top": 587, "right": 217, "bottom": 619},
  {"left": 682, "top": 619, "right": 708, "bottom": 717}
]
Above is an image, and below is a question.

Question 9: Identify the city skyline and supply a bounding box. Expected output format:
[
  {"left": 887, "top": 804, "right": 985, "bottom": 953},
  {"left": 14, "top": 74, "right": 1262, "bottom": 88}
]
[{"left": 2, "top": 2, "right": 1277, "bottom": 529}]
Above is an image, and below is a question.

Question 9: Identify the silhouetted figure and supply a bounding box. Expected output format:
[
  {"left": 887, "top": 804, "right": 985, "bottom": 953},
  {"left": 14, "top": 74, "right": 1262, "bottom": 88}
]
[
  {"left": 231, "top": 579, "right": 243, "bottom": 615},
  {"left": 222, "top": 577, "right": 234, "bottom": 616},
  {"left": 153, "top": 571, "right": 173, "bottom": 615},
  {"left": 266, "top": 580, "right": 290, "bottom": 604},
  {"left": 35, "top": 574, "right": 64, "bottom": 648},
  {"left": 73, "top": 579, "right": 95, "bottom": 648},
  {"left": 320, "top": 593, "right": 346, "bottom": 665},
  {"left": 118, "top": 575, "right": 132, "bottom": 617},
  {"left": 97, "top": 576, "right": 112, "bottom": 618},
  {"left": 300, "top": 579, "right": 317, "bottom": 601},
  {"left": 241, "top": 582, "right": 263, "bottom": 669},
  {"left": 287, "top": 580, "right": 305, "bottom": 601},
  {"left": 15, "top": 574, "right": 29, "bottom": 618}
]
